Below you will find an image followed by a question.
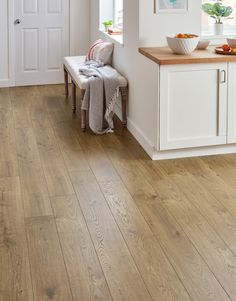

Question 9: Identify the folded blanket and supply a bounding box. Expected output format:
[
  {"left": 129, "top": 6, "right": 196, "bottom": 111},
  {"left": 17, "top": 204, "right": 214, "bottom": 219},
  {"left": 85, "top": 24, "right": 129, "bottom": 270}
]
[{"left": 79, "top": 60, "right": 119, "bottom": 134}]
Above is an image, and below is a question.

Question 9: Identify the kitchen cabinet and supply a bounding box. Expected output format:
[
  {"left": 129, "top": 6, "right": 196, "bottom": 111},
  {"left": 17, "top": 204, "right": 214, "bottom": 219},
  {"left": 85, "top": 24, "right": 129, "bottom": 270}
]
[
  {"left": 139, "top": 46, "right": 236, "bottom": 159},
  {"left": 160, "top": 63, "right": 228, "bottom": 150}
]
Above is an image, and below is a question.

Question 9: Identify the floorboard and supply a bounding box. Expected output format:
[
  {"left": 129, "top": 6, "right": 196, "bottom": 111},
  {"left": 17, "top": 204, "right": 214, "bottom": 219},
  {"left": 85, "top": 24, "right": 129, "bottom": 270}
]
[{"left": 1, "top": 84, "right": 236, "bottom": 300}]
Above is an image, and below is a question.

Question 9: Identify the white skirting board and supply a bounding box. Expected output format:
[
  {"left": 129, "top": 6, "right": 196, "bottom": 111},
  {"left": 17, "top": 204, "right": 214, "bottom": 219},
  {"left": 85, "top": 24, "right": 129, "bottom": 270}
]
[
  {"left": 126, "top": 117, "right": 156, "bottom": 159},
  {"left": 152, "top": 144, "right": 236, "bottom": 160},
  {"left": 0, "top": 79, "right": 12, "bottom": 88}
]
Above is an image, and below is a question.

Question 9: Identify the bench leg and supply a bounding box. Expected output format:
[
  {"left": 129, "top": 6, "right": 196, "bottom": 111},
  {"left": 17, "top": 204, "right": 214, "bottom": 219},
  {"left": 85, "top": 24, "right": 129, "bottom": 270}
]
[
  {"left": 80, "top": 89, "right": 86, "bottom": 131},
  {"left": 120, "top": 87, "right": 128, "bottom": 127},
  {"left": 64, "top": 66, "right": 69, "bottom": 98},
  {"left": 72, "top": 81, "right": 76, "bottom": 114}
]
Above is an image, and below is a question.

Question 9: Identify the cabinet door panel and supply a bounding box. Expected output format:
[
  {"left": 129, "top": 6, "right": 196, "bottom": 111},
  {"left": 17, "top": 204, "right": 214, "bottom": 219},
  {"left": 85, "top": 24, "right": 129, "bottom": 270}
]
[
  {"left": 160, "top": 63, "right": 227, "bottom": 151},
  {"left": 228, "top": 62, "right": 236, "bottom": 143}
]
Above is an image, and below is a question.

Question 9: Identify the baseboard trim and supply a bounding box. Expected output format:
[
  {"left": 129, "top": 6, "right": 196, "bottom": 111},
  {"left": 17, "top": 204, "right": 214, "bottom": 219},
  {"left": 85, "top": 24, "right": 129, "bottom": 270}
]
[
  {"left": 127, "top": 117, "right": 155, "bottom": 159},
  {"left": 0, "top": 79, "right": 12, "bottom": 88},
  {"left": 153, "top": 143, "right": 236, "bottom": 160}
]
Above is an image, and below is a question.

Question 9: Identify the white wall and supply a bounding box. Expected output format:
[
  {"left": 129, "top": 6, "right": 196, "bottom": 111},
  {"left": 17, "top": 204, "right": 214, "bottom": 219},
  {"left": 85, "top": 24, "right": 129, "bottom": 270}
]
[
  {"left": 0, "top": 0, "right": 11, "bottom": 87},
  {"left": 0, "top": 0, "right": 90, "bottom": 87},
  {"left": 70, "top": 0, "right": 90, "bottom": 55},
  {"left": 90, "top": 0, "right": 202, "bottom": 156},
  {"left": 139, "top": 0, "right": 201, "bottom": 45}
]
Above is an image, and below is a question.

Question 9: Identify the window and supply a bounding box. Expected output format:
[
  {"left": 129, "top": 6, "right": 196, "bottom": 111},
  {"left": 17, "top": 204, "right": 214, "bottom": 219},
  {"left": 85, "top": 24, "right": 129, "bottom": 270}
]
[
  {"left": 202, "top": 0, "right": 236, "bottom": 35},
  {"left": 99, "top": 0, "right": 123, "bottom": 44},
  {"left": 114, "top": 0, "right": 123, "bottom": 29}
]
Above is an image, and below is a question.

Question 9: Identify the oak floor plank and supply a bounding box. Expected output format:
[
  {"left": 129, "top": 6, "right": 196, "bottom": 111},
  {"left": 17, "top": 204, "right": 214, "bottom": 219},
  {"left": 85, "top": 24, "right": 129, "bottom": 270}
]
[
  {"left": 154, "top": 177, "right": 236, "bottom": 300},
  {"left": 139, "top": 199, "right": 230, "bottom": 301},
  {"left": 0, "top": 177, "right": 34, "bottom": 301},
  {"left": 0, "top": 89, "right": 18, "bottom": 178},
  {"left": 15, "top": 127, "right": 53, "bottom": 217},
  {"left": 166, "top": 172, "right": 236, "bottom": 255},
  {"left": 30, "top": 90, "right": 74, "bottom": 197},
  {"left": 5, "top": 84, "right": 236, "bottom": 301},
  {"left": 25, "top": 216, "right": 73, "bottom": 301},
  {"left": 51, "top": 195, "right": 112, "bottom": 301},
  {"left": 10, "top": 87, "right": 33, "bottom": 129},
  {"left": 178, "top": 157, "right": 236, "bottom": 217},
  {"left": 100, "top": 179, "right": 191, "bottom": 301},
  {"left": 70, "top": 170, "right": 152, "bottom": 301},
  {"left": 45, "top": 86, "right": 190, "bottom": 300},
  {"left": 98, "top": 134, "right": 231, "bottom": 301},
  {"left": 37, "top": 85, "right": 89, "bottom": 173},
  {"left": 99, "top": 134, "right": 159, "bottom": 201}
]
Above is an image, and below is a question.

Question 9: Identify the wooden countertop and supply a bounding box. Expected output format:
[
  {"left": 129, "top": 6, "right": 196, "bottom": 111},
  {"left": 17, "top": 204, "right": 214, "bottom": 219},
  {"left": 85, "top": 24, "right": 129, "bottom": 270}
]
[{"left": 139, "top": 46, "right": 236, "bottom": 65}]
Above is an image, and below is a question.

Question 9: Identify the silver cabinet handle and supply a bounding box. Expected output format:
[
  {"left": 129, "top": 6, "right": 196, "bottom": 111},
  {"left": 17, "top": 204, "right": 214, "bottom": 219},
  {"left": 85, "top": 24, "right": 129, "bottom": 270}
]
[
  {"left": 14, "top": 19, "right": 21, "bottom": 25},
  {"left": 220, "top": 70, "right": 226, "bottom": 83}
]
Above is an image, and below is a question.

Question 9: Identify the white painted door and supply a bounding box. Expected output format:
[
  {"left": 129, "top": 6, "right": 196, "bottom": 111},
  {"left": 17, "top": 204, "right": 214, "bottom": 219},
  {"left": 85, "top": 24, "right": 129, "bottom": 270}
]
[
  {"left": 159, "top": 63, "right": 228, "bottom": 151},
  {"left": 227, "top": 62, "right": 236, "bottom": 143},
  {"left": 14, "top": 0, "right": 69, "bottom": 86}
]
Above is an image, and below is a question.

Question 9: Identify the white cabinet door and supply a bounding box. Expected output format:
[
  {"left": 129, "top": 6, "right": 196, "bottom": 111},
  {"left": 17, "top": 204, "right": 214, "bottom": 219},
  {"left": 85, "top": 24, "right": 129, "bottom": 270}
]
[
  {"left": 227, "top": 62, "right": 236, "bottom": 143},
  {"left": 159, "top": 63, "right": 228, "bottom": 151},
  {"left": 14, "top": 0, "right": 69, "bottom": 86}
]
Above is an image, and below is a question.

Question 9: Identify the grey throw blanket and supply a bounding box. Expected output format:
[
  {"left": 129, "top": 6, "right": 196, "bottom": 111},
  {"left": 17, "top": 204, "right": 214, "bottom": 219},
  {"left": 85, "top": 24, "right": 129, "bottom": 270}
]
[{"left": 79, "top": 60, "right": 119, "bottom": 134}]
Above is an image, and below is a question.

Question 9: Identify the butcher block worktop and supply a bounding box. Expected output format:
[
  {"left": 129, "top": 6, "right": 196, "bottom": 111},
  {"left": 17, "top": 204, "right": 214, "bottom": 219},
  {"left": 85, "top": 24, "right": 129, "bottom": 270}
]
[{"left": 139, "top": 46, "right": 236, "bottom": 65}]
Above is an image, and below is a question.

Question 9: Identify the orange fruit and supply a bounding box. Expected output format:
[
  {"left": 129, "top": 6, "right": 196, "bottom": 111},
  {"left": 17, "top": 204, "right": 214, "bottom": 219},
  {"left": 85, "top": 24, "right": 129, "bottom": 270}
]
[
  {"left": 222, "top": 44, "right": 230, "bottom": 52},
  {"left": 176, "top": 33, "right": 185, "bottom": 38}
]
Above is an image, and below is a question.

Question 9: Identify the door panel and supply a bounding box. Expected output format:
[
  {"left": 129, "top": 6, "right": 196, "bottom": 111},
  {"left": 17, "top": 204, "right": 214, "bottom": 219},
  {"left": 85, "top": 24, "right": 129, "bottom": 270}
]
[
  {"left": 160, "top": 63, "right": 228, "bottom": 151},
  {"left": 46, "top": 28, "right": 62, "bottom": 70},
  {"left": 47, "top": 0, "right": 62, "bottom": 13},
  {"left": 23, "top": 29, "right": 39, "bottom": 71},
  {"left": 15, "top": 0, "right": 69, "bottom": 86},
  {"left": 23, "top": 0, "right": 38, "bottom": 15}
]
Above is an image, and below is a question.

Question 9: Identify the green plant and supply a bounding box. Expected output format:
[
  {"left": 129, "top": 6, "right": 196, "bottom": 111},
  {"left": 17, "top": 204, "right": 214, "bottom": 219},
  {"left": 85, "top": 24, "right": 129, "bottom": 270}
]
[
  {"left": 102, "top": 20, "right": 113, "bottom": 26},
  {"left": 202, "top": 0, "right": 233, "bottom": 24}
]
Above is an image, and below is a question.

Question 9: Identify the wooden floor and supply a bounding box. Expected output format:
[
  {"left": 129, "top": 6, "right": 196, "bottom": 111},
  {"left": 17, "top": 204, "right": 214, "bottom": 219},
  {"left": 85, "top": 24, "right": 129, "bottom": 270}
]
[{"left": 2, "top": 85, "right": 236, "bottom": 301}]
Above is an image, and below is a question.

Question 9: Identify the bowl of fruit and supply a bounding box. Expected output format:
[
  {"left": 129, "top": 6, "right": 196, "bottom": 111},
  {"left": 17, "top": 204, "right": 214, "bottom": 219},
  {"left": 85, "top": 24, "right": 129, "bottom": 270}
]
[
  {"left": 215, "top": 44, "right": 236, "bottom": 55},
  {"left": 167, "top": 33, "right": 200, "bottom": 55}
]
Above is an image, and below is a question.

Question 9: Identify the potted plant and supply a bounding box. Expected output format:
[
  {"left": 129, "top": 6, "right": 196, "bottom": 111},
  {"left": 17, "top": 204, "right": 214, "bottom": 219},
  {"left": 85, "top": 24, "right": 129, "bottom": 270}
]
[
  {"left": 202, "top": 0, "right": 233, "bottom": 35},
  {"left": 102, "top": 20, "right": 113, "bottom": 32}
]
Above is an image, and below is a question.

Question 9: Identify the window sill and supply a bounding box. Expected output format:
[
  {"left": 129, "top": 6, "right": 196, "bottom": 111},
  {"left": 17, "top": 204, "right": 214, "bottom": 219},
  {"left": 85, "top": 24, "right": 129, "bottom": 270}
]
[
  {"left": 100, "top": 30, "right": 124, "bottom": 46},
  {"left": 201, "top": 31, "right": 236, "bottom": 45}
]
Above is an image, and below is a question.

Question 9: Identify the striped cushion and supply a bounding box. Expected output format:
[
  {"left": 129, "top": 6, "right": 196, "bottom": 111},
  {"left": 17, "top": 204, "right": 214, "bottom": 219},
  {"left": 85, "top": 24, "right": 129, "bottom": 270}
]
[
  {"left": 85, "top": 39, "right": 103, "bottom": 61},
  {"left": 85, "top": 40, "right": 114, "bottom": 65}
]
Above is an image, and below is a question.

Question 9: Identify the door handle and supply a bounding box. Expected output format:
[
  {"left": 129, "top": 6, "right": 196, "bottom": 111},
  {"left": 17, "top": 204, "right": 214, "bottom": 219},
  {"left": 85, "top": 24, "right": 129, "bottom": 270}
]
[
  {"left": 14, "top": 19, "right": 21, "bottom": 25},
  {"left": 220, "top": 70, "right": 226, "bottom": 83}
]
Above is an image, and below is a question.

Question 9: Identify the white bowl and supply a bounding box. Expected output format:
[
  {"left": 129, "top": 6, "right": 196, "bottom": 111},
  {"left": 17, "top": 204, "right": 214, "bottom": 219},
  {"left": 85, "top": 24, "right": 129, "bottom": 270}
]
[
  {"left": 197, "top": 39, "right": 210, "bottom": 50},
  {"left": 167, "top": 35, "right": 200, "bottom": 55},
  {"left": 227, "top": 37, "right": 236, "bottom": 48}
]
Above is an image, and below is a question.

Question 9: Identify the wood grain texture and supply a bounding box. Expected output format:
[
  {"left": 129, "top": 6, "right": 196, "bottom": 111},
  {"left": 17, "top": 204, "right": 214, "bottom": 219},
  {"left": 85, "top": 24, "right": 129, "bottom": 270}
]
[
  {"left": 51, "top": 195, "right": 112, "bottom": 301},
  {"left": 98, "top": 134, "right": 230, "bottom": 301},
  {"left": 4, "top": 84, "right": 236, "bottom": 301},
  {"left": 30, "top": 95, "right": 74, "bottom": 197},
  {"left": 100, "top": 180, "right": 191, "bottom": 301},
  {"left": 0, "top": 89, "right": 18, "bottom": 177},
  {"left": 25, "top": 216, "right": 73, "bottom": 301},
  {"left": 15, "top": 127, "right": 53, "bottom": 217},
  {"left": 139, "top": 46, "right": 236, "bottom": 65},
  {"left": 10, "top": 87, "right": 32, "bottom": 129},
  {"left": 154, "top": 177, "right": 236, "bottom": 300},
  {"left": 70, "top": 170, "right": 152, "bottom": 301},
  {"left": 0, "top": 177, "right": 33, "bottom": 301}
]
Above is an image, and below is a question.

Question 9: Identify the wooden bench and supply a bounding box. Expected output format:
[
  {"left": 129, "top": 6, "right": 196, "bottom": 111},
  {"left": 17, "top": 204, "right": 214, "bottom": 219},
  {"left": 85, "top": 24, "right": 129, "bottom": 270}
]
[{"left": 63, "top": 56, "right": 128, "bottom": 131}]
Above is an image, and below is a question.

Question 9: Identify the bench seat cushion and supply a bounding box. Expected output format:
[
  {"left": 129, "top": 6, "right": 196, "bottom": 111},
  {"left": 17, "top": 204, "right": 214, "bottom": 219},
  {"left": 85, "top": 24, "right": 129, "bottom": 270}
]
[{"left": 63, "top": 56, "right": 128, "bottom": 90}]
